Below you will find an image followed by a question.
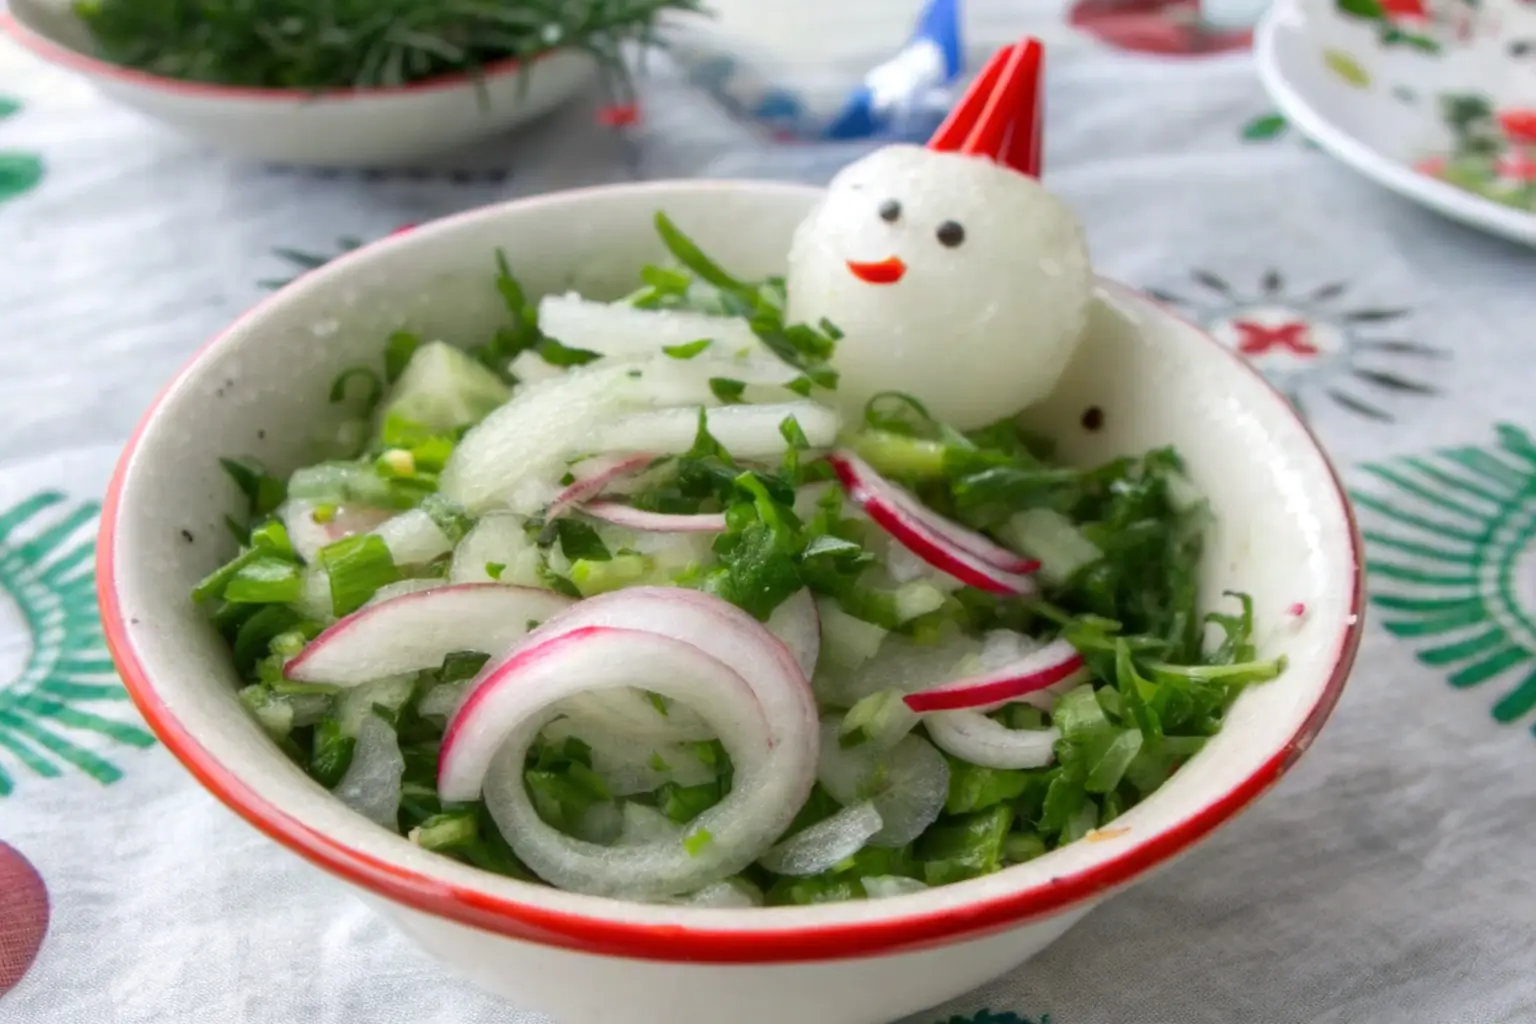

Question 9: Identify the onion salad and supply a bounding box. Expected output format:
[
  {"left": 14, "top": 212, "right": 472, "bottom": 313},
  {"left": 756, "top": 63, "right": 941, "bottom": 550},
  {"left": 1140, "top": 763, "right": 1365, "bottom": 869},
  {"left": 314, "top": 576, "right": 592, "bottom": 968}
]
[{"left": 195, "top": 213, "right": 1286, "bottom": 907}]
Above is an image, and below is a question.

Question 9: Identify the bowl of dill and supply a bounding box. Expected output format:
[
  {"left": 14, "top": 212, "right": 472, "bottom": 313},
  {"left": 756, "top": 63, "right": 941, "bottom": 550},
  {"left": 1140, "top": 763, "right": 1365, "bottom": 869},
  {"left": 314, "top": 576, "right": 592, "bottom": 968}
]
[
  {"left": 0, "top": 0, "right": 702, "bottom": 166},
  {"left": 98, "top": 173, "right": 1364, "bottom": 1023}
]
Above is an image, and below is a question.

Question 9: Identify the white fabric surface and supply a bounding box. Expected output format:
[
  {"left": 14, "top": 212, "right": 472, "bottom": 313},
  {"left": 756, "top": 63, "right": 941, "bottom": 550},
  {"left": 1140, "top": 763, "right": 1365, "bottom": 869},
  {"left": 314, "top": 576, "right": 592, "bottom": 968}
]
[{"left": 3, "top": 9, "right": 1536, "bottom": 1023}]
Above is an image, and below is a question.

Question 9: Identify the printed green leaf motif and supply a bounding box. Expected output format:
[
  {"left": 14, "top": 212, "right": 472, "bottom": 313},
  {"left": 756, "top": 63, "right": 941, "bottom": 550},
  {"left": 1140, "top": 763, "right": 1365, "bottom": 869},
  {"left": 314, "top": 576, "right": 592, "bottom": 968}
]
[
  {"left": 0, "top": 153, "right": 44, "bottom": 205},
  {"left": 936, "top": 1012, "right": 1051, "bottom": 1024},
  {"left": 0, "top": 98, "right": 20, "bottom": 121},
  {"left": 1355, "top": 424, "right": 1536, "bottom": 729},
  {"left": 1336, "top": 0, "right": 1385, "bottom": 19},
  {"left": 0, "top": 492, "right": 155, "bottom": 795},
  {"left": 1242, "top": 113, "right": 1288, "bottom": 141}
]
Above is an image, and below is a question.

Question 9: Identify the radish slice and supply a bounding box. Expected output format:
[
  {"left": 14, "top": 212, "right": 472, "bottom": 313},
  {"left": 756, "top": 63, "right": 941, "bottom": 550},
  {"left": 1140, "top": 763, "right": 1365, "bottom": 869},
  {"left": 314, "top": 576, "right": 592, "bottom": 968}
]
[
  {"left": 902, "top": 638, "right": 1084, "bottom": 713},
  {"left": 444, "top": 588, "right": 818, "bottom": 898},
  {"left": 817, "top": 719, "right": 949, "bottom": 847},
  {"left": 758, "top": 802, "right": 882, "bottom": 876},
  {"left": 595, "top": 402, "right": 840, "bottom": 460},
  {"left": 583, "top": 502, "right": 727, "bottom": 533},
  {"left": 925, "top": 712, "right": 1060, "bottom": 769},
  {"left": 284, "top": 584, "right": 573, "bottom": 686},
  {"left": 464, "top": 628, "right": 779, "bottom": 898},
  {"left": 547, "top": 453, "right": 657, "bottom": 521},
  {"left": 765, "top": 588, "right": 820, "bottom": 681},
  {"left": 827, "top": 451, "right": 1039, "bottom": 595}
]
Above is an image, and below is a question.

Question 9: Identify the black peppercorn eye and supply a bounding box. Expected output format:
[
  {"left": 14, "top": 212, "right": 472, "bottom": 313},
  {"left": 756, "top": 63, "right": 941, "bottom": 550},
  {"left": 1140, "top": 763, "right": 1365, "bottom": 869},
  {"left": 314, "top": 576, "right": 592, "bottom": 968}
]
[
  {"left": 936, "top": 220, "right": 965, "bottom": 247},
  {"left": 878, "top": 199, "right": 901, "bottom": 223}
]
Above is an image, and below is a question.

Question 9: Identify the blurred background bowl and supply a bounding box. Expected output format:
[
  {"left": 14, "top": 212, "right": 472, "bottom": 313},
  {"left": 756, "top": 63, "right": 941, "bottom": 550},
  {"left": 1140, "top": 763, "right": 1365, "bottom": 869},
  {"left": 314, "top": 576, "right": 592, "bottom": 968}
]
[{"left": 0, "top": 0, "right": 597, "bottom": 167}]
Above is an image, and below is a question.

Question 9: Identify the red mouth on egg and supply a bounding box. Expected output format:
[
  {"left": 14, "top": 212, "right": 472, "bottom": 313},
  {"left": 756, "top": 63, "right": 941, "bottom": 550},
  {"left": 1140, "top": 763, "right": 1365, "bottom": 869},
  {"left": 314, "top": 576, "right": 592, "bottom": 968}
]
[{"left": 846, "top": 257, "right": 907, "bottom": 284}]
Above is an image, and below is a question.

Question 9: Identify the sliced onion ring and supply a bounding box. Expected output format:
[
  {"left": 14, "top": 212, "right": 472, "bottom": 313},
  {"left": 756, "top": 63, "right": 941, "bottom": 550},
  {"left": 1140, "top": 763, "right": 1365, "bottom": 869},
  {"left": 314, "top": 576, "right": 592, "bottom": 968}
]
[
  {"left": 902, "top": 638, "right": 1085, "bottom": 713},
  {"left": 284, "top": 584, "right": 574, "bottom": 686},
  {"left": 925, "top": 711, "right": 1060, "bottom": 769},
  {"left": 460, "top": 628, "right": 777, "bottom": 898},
  {"left": 827, "top": 451, "right": 1039, "bottom": 595}
]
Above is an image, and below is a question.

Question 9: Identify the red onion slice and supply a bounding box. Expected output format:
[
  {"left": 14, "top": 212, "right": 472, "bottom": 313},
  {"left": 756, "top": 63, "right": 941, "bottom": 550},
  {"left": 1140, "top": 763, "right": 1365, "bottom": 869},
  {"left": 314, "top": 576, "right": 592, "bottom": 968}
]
[
  {"left": 546, "top": 453, "right": 657, "bottom": 521},
  {"left": 284, "top": 584, "right": 574, "bottom": 686},
  {"left": 925, "top": 711, "right": 1060, "bottom": 769},
  {"left": 827, "top": 452, "right": 1039, "bottom": 595},
  {"left": 583, "top": 502, "right": 728, "bottom": 533},
  {"left": 902, "top": 638, "right": 1085, "bottom": 713}
]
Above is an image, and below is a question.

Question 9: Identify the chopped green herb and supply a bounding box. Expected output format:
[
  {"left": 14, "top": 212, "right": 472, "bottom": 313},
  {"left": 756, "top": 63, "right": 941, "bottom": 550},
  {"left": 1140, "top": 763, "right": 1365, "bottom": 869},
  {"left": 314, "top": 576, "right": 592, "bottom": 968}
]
[
  {"left": 663, "top": 339, "right": 712, "bottom": 359},
  {"left": 319, "top": 534, "right": 400, "bottom": 616}
]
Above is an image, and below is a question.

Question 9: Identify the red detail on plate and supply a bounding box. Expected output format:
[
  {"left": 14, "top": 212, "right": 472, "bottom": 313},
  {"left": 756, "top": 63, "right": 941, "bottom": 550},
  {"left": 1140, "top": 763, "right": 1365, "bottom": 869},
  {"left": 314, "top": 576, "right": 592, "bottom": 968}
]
[
  {"left": 598, "top": 103, "right": 641, "bottom": 128},
  {"left": 1380, "top": 0, "right": 1428, "bottom": 18},
  {"left": 1233, "top": 319, "right": 1317, "bottom": 357},
  {"left": 0, "top": 842, "right": 49, "bottom": 995},
  {"left": 1068, "top": 0, "right": 1253, "bottom": 56},
  {"left": 389, "top": 224, "right": 418, "bottom": 236},
  {"left": 1496, "top": 150, "right": 1536, "bottom": 183},
  {"left": 1497, "top": 109, "right": 1536, "bottom": 146},
  {"left": 846, "top": 257, "right": 908, "bottom": 284},
  {"left": 97, "top": 220, "right": 1365, "bottom": 966},
  {"left": 1289, "top": 602, "right": 1308, "bottom": 617}
]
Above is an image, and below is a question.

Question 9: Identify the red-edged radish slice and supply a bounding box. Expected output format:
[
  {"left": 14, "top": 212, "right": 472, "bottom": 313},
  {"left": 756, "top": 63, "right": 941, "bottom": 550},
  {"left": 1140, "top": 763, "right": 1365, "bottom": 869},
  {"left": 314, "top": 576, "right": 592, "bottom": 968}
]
[
  {"left": 546, "top": 453, "right": 657, "bottom": 521},
  {"left": 901, "top": 638, "right": 1084, "bottom": 712},
  {"left": 284, "top": 584, "right": 573, "bottom": 686},
  {"left": 447, "top": 628, "right": 789, "bottom": 898},
  {"left": 827, "top": 452, "right": 1038, "bottom": 595},
  {"left": 583, "top": 502, "right": 728, "bottom": 533},
  {"left": 829, "top": 451, "right": 1035, "bottom": 573},
  {"left": 765, "top": 588, "right": 821, "bottom": 682},
  {"left": 925, "top": 711, "right": 1058, "bottom": 769}
]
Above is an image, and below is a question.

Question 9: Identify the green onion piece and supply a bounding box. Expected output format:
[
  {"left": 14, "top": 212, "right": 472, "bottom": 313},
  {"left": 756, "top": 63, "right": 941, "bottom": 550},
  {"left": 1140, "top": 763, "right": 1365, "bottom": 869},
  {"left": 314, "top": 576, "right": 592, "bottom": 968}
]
[
  {"left": 223, "top": 556, "right": 303, "bottom": 605},
  {"left": 485, "top": 562, "right": 506, "bottom": 580},
  {"left": 645, "top": 691, "right": 671, "bottom": 716},
  {"left": 852, "top": 431, "right": 948, "bottom": 480},
  {"left": 248, "top": 519, "right": 294, "bottom": 559},
  {"left": 329, "top": 367, "right": 384, "bottom": 415},
  {"left": 654, "top": 212, "right": 744, "bottom": 290},
  {"left": 309, "top": 716, "right": 355, "bottom": 788},
  {"left": 663, "top": 339, "right": 712, "bottom": 359},
  {"left": 419, "top": 493, "right": 473, "bottom": 542},
  {"left": 709, "top": 377, "right": 746, "bottom": 404},
  {"left": 683, "top": 828, "right": 713, "bottom": 856},
  {"left": 220, "top": 456, "right": 286, "bottom": 516},
  {"left": 412, "top": 810, "right": 479, "bottom": 852},
  {"left": 536, "top": 338, "right": 602, "bottom": 367},
  {"left": 658, "top": 781, "right": 723, "bottom": 824},
  {"left": 779, "top": 415, "right": 809, "bottom": 449},
  {"left": 384, "top": 331, "right": 421, "bottom": 384},
  {"left": 570, "top": 554, "right": 651, "bottom": 597},
  {"left": 192, "top": 548, "right": 262, "bottom": 604},
  {"left": 318, "top": 534, "right": 400, "bottom": 616}
]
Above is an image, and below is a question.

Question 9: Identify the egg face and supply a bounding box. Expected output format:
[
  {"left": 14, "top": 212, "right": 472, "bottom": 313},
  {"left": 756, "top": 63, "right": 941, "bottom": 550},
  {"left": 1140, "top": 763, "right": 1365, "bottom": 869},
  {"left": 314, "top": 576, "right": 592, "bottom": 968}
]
[{"left": 786, "top": 144, "right": 1093, "bottom": 430}]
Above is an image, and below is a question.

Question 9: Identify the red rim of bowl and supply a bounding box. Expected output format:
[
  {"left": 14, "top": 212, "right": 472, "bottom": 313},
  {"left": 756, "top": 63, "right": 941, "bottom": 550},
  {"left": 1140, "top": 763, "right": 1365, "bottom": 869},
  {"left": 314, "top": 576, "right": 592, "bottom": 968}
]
[
  {"left": 96, "top": 191, "right": 1366, "bottom": 965},
  {"left": 0, "top": 8, "right": 539, "bottom": 103}
]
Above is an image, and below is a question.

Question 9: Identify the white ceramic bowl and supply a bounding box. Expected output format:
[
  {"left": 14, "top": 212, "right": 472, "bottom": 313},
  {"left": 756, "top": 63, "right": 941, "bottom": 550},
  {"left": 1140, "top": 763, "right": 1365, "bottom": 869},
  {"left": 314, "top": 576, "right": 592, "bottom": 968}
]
[
  {"left": 99, "top": 181, "right": 1364, "bottom": 1024},
  {"left": 0, "top": 0, "right": 596, "bottom": 167}
]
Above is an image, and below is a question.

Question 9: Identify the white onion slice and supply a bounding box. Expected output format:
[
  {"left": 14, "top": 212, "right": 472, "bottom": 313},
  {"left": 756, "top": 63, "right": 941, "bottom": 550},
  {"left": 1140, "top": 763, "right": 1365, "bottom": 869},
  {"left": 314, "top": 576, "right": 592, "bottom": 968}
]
[
  {"left": 758, "top": 802, "right": 882, "bottom": 876},
  {"left": 827, "top": 451, "right": 1038, "bottom": 595},
  {"left": 861, "top": 875, "right": 929, "bottom": 899},
  {"left": 449, "top": 513, "right": 543, "bottom": 587},
  {"left": 902, "top": 638, "right": 1085, "bottom": 713},
  {"left": 445, "top": 587, "right": 818, "bottom": 898},
  {"left": 373, "top": 508, "right": 454, "bottom": 566},
  {"left": 560, "top": 688, "right": 717, "bottom": 744},
  {"left": 618, "top": 802, "right": 684, "bottom": 846},
  {"left": 669, "top": 878, "right": 764, "bottom": 908},
  {"left": 594, "top": 402, "right": 840, "bottom": 460},
  {"left": 464, "top": 629, "right": 778, "bottom": 897},
  {"left": 925, "top": 712, "right": 1060, "bottom": 769},
  {"left": 284, "top": 584, "right": 573, "bottom": 686},
  {"left": 334, "top": 714, "right": 404, "bottom": 829},
  {"left": 583, "top": 502, "right": 727, "bottom": 533},
  {"left": 538, "top": 292, "right": 766, "bottom": 360},
  {"left": 765, "top": 588, "right": 821, "bottom": 682},
  {"left": 281, "top": 501, "right": 394, "bottom": 563},
  {"left": 817, "top": 719, "right": 949, "bottom": 847},
  {"left": 337, "top": 675, "right": 416, "bottom": 736},
  {"left": 547, "top": 453, "right": 657, "bottom": 521}
]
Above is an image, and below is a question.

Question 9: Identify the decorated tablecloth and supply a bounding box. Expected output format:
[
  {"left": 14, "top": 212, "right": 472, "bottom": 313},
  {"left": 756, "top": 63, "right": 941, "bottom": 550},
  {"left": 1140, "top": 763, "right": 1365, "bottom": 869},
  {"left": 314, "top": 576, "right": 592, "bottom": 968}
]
[{"left": 3, "top": 5, "right": 1536, "bottom": 1022}]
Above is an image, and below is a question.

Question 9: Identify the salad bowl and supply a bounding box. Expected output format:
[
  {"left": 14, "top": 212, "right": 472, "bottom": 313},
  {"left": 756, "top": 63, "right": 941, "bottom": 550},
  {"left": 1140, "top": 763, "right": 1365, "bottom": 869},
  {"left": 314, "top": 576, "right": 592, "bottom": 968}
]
[
  {"left": 0, "top": 0, "right": 595, "bottom": 167},
  {"left": 99, "top": 180, "right": 1363, "bottom": 1024}
]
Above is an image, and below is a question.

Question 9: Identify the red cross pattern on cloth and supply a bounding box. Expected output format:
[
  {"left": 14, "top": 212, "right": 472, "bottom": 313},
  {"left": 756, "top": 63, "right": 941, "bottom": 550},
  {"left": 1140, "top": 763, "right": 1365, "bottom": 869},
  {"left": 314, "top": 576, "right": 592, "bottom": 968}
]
[{"left": 1231, "top": 318, "right": 1319, "bottom": 357}]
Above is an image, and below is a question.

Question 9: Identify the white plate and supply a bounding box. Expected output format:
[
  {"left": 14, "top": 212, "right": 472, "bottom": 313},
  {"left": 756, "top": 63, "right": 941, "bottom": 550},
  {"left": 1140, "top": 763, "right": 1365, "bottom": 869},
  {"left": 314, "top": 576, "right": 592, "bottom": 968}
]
[{"left": 1255, "top": 0, "right": 1536, "bottom": 247}]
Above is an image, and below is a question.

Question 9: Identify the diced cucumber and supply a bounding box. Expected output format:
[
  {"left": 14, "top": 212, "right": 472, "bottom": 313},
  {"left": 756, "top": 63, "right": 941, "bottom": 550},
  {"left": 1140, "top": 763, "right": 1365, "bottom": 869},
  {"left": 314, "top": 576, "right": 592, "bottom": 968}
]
[
  {"left": 378, "top": 340, "right": 511, "bottom": 436},
  {"left": 1001, "top": 507, "right": 1101, "bottom": 584}
]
